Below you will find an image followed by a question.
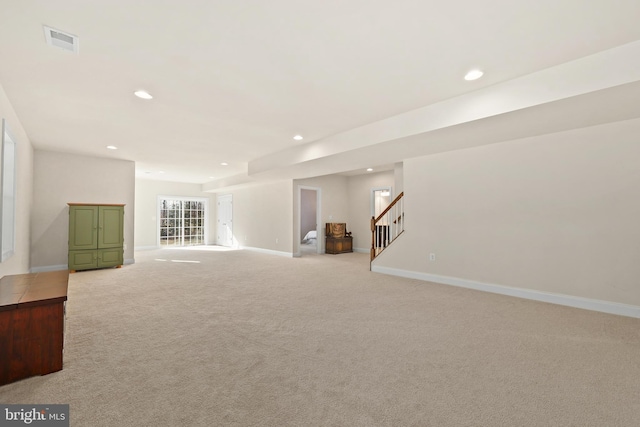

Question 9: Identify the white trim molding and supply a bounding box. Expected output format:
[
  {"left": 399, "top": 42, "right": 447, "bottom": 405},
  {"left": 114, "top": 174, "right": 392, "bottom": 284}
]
[
  {"left": 31, "top": 259, "right": 135, "bottom": 273},
  {"left": 30, "top": 264, "right": 68, "bottom": 273},
  {"left": 371, "top": 265, "right": 640, "bottom": 319}
]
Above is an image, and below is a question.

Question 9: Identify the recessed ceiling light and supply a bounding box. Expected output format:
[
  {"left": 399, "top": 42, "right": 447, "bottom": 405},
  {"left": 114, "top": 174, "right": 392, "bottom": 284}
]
[
  {"left": 293, "top": 135, "right": 303, "bottom": 141},
  {"left": 106, "top": 145, "right": 117, "bottom": 150},
  {"left": 464, "top": 69, "right": 484, "bottom": 81},
  {"left": 158, "top": 171, "right": 165, "bottom": 174},
  {"left": 221, "top": 162, "right": 228, "bottom": 166},
  {"left": 209, "top": 176, "right": 216, "bottom": 179},
  {"left": 366, "top": 168, "right": 373, "bottom": 172},
  {"left": 134, "top": 90, "right": 153, "bottom": 100}
]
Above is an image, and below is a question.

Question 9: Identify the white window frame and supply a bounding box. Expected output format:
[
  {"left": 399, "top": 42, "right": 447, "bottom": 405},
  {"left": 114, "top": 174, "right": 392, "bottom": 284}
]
[{"left": 157, "top": 196, "right": 209, "bottom": 247}]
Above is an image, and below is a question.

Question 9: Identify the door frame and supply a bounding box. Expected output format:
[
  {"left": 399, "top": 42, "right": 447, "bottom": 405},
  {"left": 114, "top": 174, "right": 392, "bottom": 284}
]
[
  {"left": 297, "top": 185, "right": 322, "bottom": 256},
  {"left": 371, "top": 186, "right": 393, "bottom": 219},
  {"left": 216, "top": 194, "right": 234, "bottom": 247}
]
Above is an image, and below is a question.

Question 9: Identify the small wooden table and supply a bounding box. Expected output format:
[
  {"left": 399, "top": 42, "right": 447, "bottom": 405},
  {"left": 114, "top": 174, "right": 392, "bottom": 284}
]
[{"left": 0, "top": 270, "right": 69, "bottom": 385}]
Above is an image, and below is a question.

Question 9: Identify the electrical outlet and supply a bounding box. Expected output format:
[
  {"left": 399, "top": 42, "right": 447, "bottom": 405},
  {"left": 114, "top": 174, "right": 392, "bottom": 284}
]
[
  {"left": 275, "top": 238, "right": 279, "bottom": 244},
  {"left": 429, "top": 253, "right": 436, "bottom": 261}
]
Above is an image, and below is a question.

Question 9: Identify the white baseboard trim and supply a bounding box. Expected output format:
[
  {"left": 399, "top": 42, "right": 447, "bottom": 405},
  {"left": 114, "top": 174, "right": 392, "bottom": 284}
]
[
  {"left": 31, "top": 259, "right": 135, "bottom": 273},
  {"left": 353, "top": 247, "right": 369, "bottom": 254},
  {"left": 30, "top": 264, "right": 68, "bottom": 273},
  {"left": 135, "top": 245, "right": 159, "bottom": 251},
  {"left": 371, "top": 265, "right": 640, "bottom": 319},
  {"left": 241, "top": 246, "right": 294, "bottom": 258}
]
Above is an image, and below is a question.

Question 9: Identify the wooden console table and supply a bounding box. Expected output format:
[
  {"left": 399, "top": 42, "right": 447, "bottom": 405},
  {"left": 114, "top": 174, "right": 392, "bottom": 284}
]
[{"left": 0, "top": 270, "right": 69, "bottom": 385}]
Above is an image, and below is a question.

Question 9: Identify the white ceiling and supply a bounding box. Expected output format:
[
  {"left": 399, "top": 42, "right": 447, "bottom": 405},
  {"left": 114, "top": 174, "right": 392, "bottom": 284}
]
[{"left": 1, "top": 1, "right": 640, "bottom": 187}]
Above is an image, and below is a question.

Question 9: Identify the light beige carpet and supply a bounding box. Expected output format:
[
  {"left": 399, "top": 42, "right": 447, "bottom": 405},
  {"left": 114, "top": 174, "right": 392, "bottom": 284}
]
[{"left": 2, "top": 247, "right": 640, "bottom": 426}]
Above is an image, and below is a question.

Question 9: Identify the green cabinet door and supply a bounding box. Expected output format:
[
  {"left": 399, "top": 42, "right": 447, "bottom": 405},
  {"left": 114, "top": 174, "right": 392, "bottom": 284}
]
[
  {"left": 69, "top": 206, "right": 99, "bottom": 250},
  {"left": 97, "top": 248, "right": 123, "bottom": 268},
  {"left": 98, "top": 205, "right": 124, "bottom": 249},
  {"left": 68, "top": 249, "right": 98, "bottom": 270}
]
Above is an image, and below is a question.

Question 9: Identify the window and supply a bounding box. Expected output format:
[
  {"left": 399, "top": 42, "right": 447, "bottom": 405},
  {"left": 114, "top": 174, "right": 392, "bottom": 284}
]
[
  {"left": 1, "top": 119, "right": 16, "bottom": 262},
  {"left": 159, "top": 198, "right": 207, "bottom": 247}
]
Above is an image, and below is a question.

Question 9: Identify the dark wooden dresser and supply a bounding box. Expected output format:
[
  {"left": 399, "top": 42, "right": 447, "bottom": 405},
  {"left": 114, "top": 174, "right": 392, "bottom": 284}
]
[{"left": 0, "top": 270, "right": 69, "bottom": 385}]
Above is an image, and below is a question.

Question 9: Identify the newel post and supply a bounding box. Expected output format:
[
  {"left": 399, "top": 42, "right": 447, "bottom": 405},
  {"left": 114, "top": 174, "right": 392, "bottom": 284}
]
[{"left": 370, "top": 216, "right": 376, "bottom": 262}]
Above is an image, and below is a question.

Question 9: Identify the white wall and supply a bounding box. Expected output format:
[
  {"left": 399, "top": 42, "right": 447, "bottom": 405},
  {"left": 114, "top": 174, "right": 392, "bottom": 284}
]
[
  {"left": 374, "top": 118, "right": 640, "bottom": 309},
  {"left": 0, "top": 83, "right": 33, "bottom": 276},
  {"left": 135, "top": 179, "right": 217, "bottom": 249},
  {"left": 394, "top": 162, "right": 404, "bottom": 194},
  {"left": 31, "top": 151, "right": 135, "bottom": 271},
  {"left": 226, "top": 180, "right": 293, "bottom": 254},
  {"left": 346, "top": 170, "right": 395, "bottom": 252}
]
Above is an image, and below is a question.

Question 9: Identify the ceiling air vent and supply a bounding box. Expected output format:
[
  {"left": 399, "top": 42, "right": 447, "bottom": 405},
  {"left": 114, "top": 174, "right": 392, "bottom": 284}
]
[{"left": 43, "top": 26, "right": 79, "bottom": 54}]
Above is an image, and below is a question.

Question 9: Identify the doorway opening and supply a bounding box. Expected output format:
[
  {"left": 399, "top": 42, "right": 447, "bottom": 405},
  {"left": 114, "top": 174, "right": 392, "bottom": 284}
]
[
  {"left": 299, "top": 186, "right": 321, "bottom": 255},
  {"left": 371, "top": 187, "right": 392, "bottom": 218}
]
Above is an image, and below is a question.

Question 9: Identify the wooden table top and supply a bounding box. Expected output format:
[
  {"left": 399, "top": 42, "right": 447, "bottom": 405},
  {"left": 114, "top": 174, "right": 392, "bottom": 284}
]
[{"left": 0, "top": 270, "right": 68, "bottom": 310}]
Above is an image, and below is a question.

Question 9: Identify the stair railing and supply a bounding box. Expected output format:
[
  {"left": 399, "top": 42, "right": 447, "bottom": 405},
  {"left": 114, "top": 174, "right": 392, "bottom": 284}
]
[{"left": 370, "top": 191, "right": 404, "bottom": 264}]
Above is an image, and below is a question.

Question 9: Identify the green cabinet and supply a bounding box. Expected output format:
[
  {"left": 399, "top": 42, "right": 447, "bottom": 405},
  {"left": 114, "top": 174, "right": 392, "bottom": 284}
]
[{"left": 68, "top": 204, "right": 124, "bottom": 271}]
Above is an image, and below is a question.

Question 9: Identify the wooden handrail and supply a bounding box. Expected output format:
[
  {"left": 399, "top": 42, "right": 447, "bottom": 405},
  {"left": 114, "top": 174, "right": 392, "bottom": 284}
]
[{"left": 374, "top": 192, "right": 403, "bottom": 223}]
